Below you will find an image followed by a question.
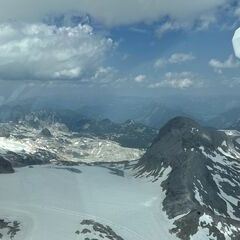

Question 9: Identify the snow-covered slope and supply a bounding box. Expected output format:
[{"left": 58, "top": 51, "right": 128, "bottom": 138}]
[
  {"left": 0, "top": 164, "right": 175, "bottom": 240},
  {"left": 0, "top": 122, "right": 144, "bottom": 165}
]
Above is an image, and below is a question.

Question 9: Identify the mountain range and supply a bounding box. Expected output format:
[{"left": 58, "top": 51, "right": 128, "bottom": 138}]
[{"left": 0, "top": 115, "right": 240, "bottom": 239}]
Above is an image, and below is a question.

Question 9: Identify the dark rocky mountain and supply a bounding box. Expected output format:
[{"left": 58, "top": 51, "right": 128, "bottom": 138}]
[
  {"left": 135, "top": 116, "right": 240, "bottom": 240},
  {"left": 0, "top": 156, "right": 14, "bottom": 173}
]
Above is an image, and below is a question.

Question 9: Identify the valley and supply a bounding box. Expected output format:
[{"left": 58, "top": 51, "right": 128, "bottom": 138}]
[{"left": 1, "top": 116, "right": 240, "bottom": 240}]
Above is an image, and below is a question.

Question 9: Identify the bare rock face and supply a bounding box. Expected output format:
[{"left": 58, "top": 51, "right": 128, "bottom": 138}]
[
  {"left": 0, "top": 219, "right": 21, "bottom": 239},
  {"left": 75, "top": 219, "right": 124, "bottom": 240},
  {"left": 135, "top": 116, "right": 240, "bottom": 240},
  {"left": 39, "top": 128, "right": 52, "bottom": 137},
  {"left": 0, "top": 126, "right": 10, "bottom": 138},
  {"left": 0, "top": 156, "right": 14, "bottom": 173}
]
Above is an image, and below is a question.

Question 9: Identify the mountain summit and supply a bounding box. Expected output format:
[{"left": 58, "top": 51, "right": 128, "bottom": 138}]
[{"left": 135, "top": 116, "right": 240, "bottom": 240}]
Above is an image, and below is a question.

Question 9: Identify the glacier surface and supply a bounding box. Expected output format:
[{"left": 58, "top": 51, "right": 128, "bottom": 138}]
[{"left": 0, "top": 164, "right": 175, "bottom": 240}]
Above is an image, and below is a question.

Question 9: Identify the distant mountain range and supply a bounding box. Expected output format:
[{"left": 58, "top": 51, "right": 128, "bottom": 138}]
[
  {"left": 3, "top": 93, "right": 240, "bottom": 128},
  {"left": 0, "top": 101, "right": 187, "bottom": 129},
  {"left": 0, "top": 105, "right": 158, "bottom": 149},
  {"left": 207, "top": 107, "right": 240, "bottom": 130}
]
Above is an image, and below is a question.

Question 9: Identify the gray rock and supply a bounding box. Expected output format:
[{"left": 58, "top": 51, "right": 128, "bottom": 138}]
[
  {"left": 0, "top": 126, "right": 10, "bottom": 138},
  {"left": 0, "top": 156, "right": 14, "bottom": 173},
  {"left": 39, "top": 128, "right": 52, "bottom": 137}
]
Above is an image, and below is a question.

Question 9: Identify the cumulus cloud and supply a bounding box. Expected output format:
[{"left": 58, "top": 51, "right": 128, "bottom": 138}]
[
  {"left": 93, "top": 67, "right": 114, "bottom": 79},
  {"left": 0, "top": 23, "right": 113, "bottom": 81},
  {"left": 92, "top": 67, "right": 117, "bottom": 84},
  {"left": 156, "top": 14, "right": 216, "bottom": 36},
  {"left": 169, "top": 53, "right": 195, "bottom": 64},
  {"left": 209, "top": 55, "right": 240, "bottom": 74},
  {"left": 156, "top": 21, "right": 191, "bottom": 36},
  {"left": 134, "top": 74, "right": 146, "bottom": 83},
  {"left": 0, "top": 0, "right": 227, "bottom": 26},
  {"left": 196, "top": 14, "right": 217, "bottom": 31},
  {"left": 149, "top": 72, "right": 197, "bottom": 89},
  {"left": 154, "top": 53, "right": 195, "bottom": 68},
  {"left": 233, "top": 27, "right": 240, "bottom": 59}
]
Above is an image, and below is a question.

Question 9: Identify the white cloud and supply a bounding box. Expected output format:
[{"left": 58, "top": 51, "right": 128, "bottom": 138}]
[
  {"left": 233, "top": 27, "right": 240, "bottom": 59},
  {"left": 209, "top": 55, "right": 240, "bottom": 74},
  {"left": 149, "top": 72, "right": 197, "bottom": 89},
  {"left": 154, "top": 59, "right": 167, "bottom": 68},
  {"left": 134, "top": 74, "right": 146, "bottom": 83},
  {"left": 156, "top": 21, "right": 191, "bottom": 36},
  {"left": 196, "top": 14, "right": 217, "bottom": 31},
  {"left": 155, "top": 53, "right": 195, "bottom": 68},
  {"left": 156, "top": 14, "right": 217, "bottom": 37},
  {"left": 0, "top": 23, "right": 113, "bottom": 81},
  {"left": 93, "top": 67, "right": 114, "bottom": 79},
  {"left": 92, "top": 67, "right": 117, "bottom": 84},
  {"left": 0, "top": 0, "right": 227, "bottom": 26},
  {"left": 169, "top": 53, "right": 195, "bottom": 64}
]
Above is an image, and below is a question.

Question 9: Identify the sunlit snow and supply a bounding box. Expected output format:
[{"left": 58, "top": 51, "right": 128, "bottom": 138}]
[{"left": 0, "top": 165, "right": 177, "bottom": 240}]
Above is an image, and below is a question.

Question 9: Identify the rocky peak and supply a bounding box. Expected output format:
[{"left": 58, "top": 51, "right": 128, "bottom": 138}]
[
  {"left": 135, "top": 116, "right": 240, "bottom": 240},
  {"left": 39, "top": 128, "right": 53, "bottom": 137}
]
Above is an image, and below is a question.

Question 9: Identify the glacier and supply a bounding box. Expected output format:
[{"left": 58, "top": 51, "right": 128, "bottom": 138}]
[{"left": 0, "top": 164, "right": 175, "bottom": 240}]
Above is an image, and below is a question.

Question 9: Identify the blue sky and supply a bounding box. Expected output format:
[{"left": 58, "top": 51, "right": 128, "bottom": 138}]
[{"left": 0, "top": 0, "right": 239, "bottom": 104}]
